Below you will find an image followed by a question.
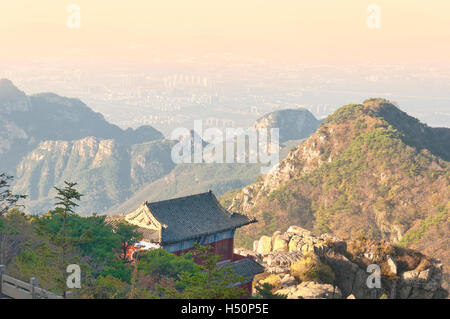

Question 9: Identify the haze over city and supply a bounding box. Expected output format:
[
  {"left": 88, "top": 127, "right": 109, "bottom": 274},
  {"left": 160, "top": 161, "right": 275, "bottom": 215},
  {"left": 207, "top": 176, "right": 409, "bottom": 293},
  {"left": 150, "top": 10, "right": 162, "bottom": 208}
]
[{"left": 1, "top": 0, "right": 449, "bottom": 134}]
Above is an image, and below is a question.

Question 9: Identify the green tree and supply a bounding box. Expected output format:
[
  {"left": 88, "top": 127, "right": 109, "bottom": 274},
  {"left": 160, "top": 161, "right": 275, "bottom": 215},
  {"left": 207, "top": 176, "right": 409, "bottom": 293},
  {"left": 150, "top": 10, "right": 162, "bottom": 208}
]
[
  {"left": 164, "top": 244, "right": 247, "bottom": 299},
  {"left": 0, "top": 174, "right": 27, "bottom": 266},
  {"left": 53, "top": 181, "right": 83, "bottom": 289},
  {"left": 0, "top": 209, "right": 33, "bottom": 266},
  {"left": 0, "top": 173, "right": 26, "bottom": 217},
  {"left": 137, "top": 249, "right": 199, "bottom": 279},
  {"left": 13, "top": 243, "right": 61, "bottom": 292},
  {"left": 35, "top": 210, "right": 137, "bottom": 288},
  {"left": 85, "top": 275, "right": 129, "bottom": 299},
  {"left": 115, "top": 222, "right": 143, "bottom": 261},
  {"left": 253, "top": 283, "right": 287, "bottom": 299}
]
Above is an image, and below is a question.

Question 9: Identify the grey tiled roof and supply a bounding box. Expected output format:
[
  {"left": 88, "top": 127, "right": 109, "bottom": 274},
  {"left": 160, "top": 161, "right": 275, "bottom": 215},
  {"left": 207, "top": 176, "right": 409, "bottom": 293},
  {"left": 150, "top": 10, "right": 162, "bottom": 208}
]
[
  {"left": 230, "top": 258, "right": 265, "bottom": 279},
  {"left": 146, "top": 191, "right": 255, "bottom": 244}
]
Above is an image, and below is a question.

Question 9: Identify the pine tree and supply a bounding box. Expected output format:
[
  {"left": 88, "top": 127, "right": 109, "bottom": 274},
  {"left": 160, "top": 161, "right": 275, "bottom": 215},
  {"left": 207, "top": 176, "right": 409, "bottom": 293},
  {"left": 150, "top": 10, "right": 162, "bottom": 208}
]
[
  {"left": 0, "top": 173, "right": 26, "bottom": 217},
  {"left": 54, "top": 181, "right": 82, "bottom": 289}
]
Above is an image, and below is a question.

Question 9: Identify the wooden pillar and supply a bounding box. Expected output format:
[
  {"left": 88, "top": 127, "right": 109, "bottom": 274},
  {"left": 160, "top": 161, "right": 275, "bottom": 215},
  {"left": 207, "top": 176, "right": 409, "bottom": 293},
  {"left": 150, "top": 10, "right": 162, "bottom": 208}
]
[
  {"left": 30, "top": 277, "right": 38, "bottom": 299},
  {"left": 229, "top": 236, "right": 235, "bottom": 261}
]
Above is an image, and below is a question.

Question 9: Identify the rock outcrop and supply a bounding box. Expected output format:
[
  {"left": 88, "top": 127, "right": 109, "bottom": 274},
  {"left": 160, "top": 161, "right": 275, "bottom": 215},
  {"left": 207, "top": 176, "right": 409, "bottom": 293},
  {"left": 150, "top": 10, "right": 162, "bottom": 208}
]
[
  {"left": 275, "top": 281, "right": 342, "bottom": 299},
  {"left": 253, "top": 108, "right": 320, "bottom": 143},
  {"left": 248, "top": 226, "right": 447, "bottom": 299}
]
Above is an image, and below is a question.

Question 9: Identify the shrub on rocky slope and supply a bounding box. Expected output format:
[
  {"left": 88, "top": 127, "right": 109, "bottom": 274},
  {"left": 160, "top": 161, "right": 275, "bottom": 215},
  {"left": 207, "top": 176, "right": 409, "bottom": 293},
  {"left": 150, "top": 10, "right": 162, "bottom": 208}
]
[{"left": 237, "top": 226, "right": 447, "bottom": 299}]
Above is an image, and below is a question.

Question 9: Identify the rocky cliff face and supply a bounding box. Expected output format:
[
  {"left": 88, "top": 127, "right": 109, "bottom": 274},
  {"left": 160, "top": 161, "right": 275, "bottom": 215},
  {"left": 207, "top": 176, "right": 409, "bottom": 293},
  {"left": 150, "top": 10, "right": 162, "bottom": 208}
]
[
  {"left": 12, "top": 137, "right": 176, "bottom": 215},
  {"left": 253, "top": 108, "right": 320, "bottom": 143},
  {"left": 236, "top": 226, "right": 447, "bottom": 299}
]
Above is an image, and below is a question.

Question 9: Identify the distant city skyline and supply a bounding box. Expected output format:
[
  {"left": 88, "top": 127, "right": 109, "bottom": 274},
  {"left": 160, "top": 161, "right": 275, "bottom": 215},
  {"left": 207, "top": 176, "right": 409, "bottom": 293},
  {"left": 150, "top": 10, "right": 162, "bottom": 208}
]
[
  {"left": 2, "top": 62, "right": 449, "bottom": 136},
  {"left": 1, "top": 1, "right": 449, "bottom": 133}
]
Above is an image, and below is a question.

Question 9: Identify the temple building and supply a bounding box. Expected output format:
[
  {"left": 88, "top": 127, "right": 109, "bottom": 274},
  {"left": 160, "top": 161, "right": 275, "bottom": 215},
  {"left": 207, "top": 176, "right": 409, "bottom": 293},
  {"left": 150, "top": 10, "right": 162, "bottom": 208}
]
[{"left": 106, "top": 190, "right": 264, "bottom": 292}]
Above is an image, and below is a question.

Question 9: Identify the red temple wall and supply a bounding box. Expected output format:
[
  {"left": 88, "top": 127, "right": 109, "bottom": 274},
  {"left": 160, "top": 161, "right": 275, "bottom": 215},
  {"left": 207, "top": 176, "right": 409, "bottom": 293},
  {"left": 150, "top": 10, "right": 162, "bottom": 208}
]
[
  {"left": 239, "top": 281, "right": 252, "bottom": 295},
  {"left": 172, "top": 237, "right": 234, "bottom": 263}
]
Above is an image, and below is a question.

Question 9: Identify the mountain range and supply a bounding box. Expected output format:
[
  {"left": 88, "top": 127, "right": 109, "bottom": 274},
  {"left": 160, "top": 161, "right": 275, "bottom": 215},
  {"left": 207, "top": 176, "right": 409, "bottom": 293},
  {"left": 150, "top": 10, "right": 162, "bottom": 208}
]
[
  {"left": 1, "top": 80, "right": 448, "bottom": 293},
  {"left": 0, "top": 79, "right": 163, "bottom": 170},
  {"left": 0, "top": 79, "right": 318, "bottom": 215}
]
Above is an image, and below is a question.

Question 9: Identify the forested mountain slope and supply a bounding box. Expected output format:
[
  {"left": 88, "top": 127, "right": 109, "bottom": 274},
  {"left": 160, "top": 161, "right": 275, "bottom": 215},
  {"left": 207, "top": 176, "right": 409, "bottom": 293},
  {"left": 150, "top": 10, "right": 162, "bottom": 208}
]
[{"left": 226, "top": 99, "right": 449, "bottom": 282}]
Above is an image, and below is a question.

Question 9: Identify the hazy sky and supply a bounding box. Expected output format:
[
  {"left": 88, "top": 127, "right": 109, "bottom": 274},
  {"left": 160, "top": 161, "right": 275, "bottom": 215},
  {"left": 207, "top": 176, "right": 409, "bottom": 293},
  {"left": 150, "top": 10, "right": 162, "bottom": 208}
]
[{"left": 1, "top": 0, "right": 450, "bottom": 66}]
